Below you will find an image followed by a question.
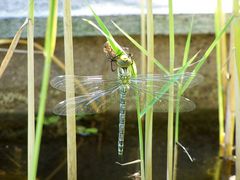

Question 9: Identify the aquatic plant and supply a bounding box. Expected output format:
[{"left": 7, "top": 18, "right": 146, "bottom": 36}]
[
  {"left": 27, "top": 0, "right": 35, "bottom": 179},
  {"left": 31, "top": 0, "right": 58, "bottom": 179},
  {"left": 63, "top": 0, "right": 77, "bottom": 179}
]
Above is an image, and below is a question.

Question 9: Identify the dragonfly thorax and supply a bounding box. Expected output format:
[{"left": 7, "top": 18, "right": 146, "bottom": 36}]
[{"left": 118, "top": 67, "right": 131, "bottom": 86}]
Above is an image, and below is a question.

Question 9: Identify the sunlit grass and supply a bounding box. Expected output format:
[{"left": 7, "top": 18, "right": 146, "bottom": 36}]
[
  {"left": 0, "top": 20, "right": 28, "bottom": 78},
  {"left": 27, "top": 0, "right": 35, "bottom": 180},
  {"left": 63, "top": 0, "right": 77, "bottom": 179},
  {"left": 144, "top": 0, "right": 155, "bottom": 179},
  {"left": 166, "top": 0, "right": 175, "bottom": 179},
  {"left": 232, "top": 0, "right": 240, "bottom": 178},
  {"left": 214, "top": 0, "right": 226, "bottom": 152},
  {"left": 173, "top": 18, "right": 194, "bottom": 180},
  {"left": 31, "top": 0, "right": 58, "bottom": 179},
  {"left": 140, "top": 0, "right": 147, "bottom": 74}
]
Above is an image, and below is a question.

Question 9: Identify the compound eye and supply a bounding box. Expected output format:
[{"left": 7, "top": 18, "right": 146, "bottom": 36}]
[{"left": 120, "top": 54, "right": 128, "bottom": 61}]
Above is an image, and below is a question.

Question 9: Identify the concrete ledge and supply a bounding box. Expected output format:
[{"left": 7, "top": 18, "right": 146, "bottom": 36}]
[
  {"left": 0, "top": 14, "right": 220, "bottom": 38},
  {"left": 0, "top": 0, "right": 232, "bottom": 38}
]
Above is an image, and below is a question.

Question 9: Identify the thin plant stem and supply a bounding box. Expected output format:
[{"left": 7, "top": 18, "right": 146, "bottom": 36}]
[
  {"left": 145, "top": 0, "right": 154, "bottom": 179},
  {"left": 233, "top": 0, "right": 240, "bottom": 82},
  {"left": 233, "top": 0, "right": 240, "bottom": 178},
  {"left": 31, "top": 0, "right": 58, "bottom": 179},
  {"left": 0, "top": 20, "right": 28, "bottom": 78},
  {"left": 235, "top": 63, "right": 240, "bottom": 180},
  {"left": 27, "top": 0, "right": 35, "bottom": 179},
  {"left": 214, "top": 0, "right": 225, "bottom": 150},
  {"left": 173, "top": 18, "right": 193, "bottom": 180},
  {"left": 180, "top": 15, "right": 234, "bottom": 94},
  {"left": 224, "top": 46, "right": 235, "bottom": 157},
  {"left": 139, "top": 4, "right": 146, "bottom": 177},
  {"left": 135, "top": 90, "right": 145, "bottom": 180},
  {"left": 63, "top": 0, "right": 77, "bottom": 179},
  {"left": 167, "top": 0, "right": 175, "bottom": 179},
  {"left": 0, "top": 39, "right": 65, "bottom": 71},
  {"left": 129, "top": 64, "right": 145, "bottom": 180},
  {"left": 140, "top": 0, "right": 147, "bottom": 74}
]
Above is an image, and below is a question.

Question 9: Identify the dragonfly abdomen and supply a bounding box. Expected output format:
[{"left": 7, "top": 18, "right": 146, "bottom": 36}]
[{"left": 118, "top": 86, "right": 127, "bottom": 156}]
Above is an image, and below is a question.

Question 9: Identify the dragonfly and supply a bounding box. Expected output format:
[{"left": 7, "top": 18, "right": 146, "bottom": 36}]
[{"left": 51, "top": 42, "right": 202, "bottom": 156}]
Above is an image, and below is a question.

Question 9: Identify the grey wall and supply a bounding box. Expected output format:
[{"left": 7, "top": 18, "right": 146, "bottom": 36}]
[{"left": 0, "top": 34, "right": 219, "bottom": 113}]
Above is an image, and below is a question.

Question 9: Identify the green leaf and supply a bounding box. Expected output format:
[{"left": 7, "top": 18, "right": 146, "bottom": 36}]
[
  {"left": 44, "top": 116, "right": 60, "bottom": 125},
  {"left": 112, "top": 21, "right": 169, "bottom": 74},
  {"left": 181, "top": 15, "right": 235, "bottom": 93},
  {"left": 86, "top": 6, "right": 124, "bottom": 55},
  {"left": 76, "top": 125, "right": 98, "bottom": 136},
  {"left": 182, "top": 17, "right": 194, "bottom": 66}
]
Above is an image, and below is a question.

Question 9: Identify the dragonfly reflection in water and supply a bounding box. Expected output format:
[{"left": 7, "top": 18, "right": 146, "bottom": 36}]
[{"left": 51, "top": 42, "right": 202, "bottom": 156}]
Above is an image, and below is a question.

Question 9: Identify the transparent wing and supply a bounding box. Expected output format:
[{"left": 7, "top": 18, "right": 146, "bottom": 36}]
[
  {"left": 50, "top": 75, "right": 121, "bottom": 95},
  {"left": 127, "top": 72, "right": 202, "bottom": 112},
  {"left": 53, "top": 85, "right": 120, "bottom": 115},
  {"left": 130, "top": 72, "right": 203, "bottom": 93},
  {"left": 124, "top": 90, "right": 196, "bottom": 112}
]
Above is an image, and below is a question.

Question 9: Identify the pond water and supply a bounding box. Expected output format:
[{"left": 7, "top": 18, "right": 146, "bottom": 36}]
[{"left": 0, "top": 110, "right": 235, "bottom": 180}]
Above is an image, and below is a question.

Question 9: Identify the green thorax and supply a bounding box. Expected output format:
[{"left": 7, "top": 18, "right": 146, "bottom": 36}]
[
  {"left": 116, "top": 54, "right": 133, "bottom": 68},
  {"left": 118, "top": 67, "right": 131, "bottom": 86}
]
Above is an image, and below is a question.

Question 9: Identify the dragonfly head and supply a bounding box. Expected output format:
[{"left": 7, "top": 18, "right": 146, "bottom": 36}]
[{"left": 117, "top": 54, "right": 133, "bottom": 68}]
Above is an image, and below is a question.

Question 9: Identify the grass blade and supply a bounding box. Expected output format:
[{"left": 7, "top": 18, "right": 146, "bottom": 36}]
[
  {"left": 87, "top": 6, "right": 123, "bottom": 55},
  {"left": 64, "top": 0, "right": 77, "bottom": 179},
  {"left": 235, "top": 60, "right": 240, "bottom": 180},
  {"left": 215, "top": 0, "right": 225, "bottom": 149},
  {"left": 0, "top": 39, "right": 65, "bottom": 70},
  {"left": 173, "top": 18, "right": 193, "bottom": 180},
  {"left": 145, "top": 0, "right": 154, "bottom": 179},
  {"left": 140, "top": 0, "right": 147, "bottom": 74},
  {"left": 31, "top": 0, "right": 58, "bottom": 179},
  {"left": 112, "top": 21, "right": 169, "bottom": 74},
  {"left": 0, "top": 19, "right": 28, "bottom": 78},
  {"left": 27, "top": 0, "right": 35, "bottom": 179},
  {"left": 180, "top": 15, "right": 235, "bottom": 93},
  {"left": 140, "top": 52, "right": 199, "bottom": 118},
  {"left": 233, "top": 0, "right": 240, "bottom": 178},
  {"left": 167, "top": 0, "right": 175, "bottom": 179}
]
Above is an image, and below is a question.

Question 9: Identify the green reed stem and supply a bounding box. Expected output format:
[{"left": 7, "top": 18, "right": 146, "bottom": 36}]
[
  {"left": 180, "top": 15, "right": 234, "bottom": 94},
  {"left": 31, "top": 0, "right": 58, "bottom": 179},
  {"left": 233, "top": 0, "right": 240, "bottom": 178},
  {"left": 135, "top": 89, "right": 145, "bottom": 179},
  {"left": 112, "top": 21, "right": 169, "bottom": 74},
  {"left": 27, "top": 0, "right": 35, "bottom": 179},
  {"left": 173, "top": 19, "right": 193, "bottom": 180},
  {"left": 64, "top": 0, "right": 77, "bottom": 179},
  {"left": 139, "top": 4, "right": 146, "bottom": 177},
  {"left": 167, "top": 0, "right": 175, "bottom": 179},
  {"left": 145, "top": 0, "right": 154, "bottom": 179},
  {"left": 214, "top": 0, "right": 225, "bottom": 148},
  {"left": 233, "top": 0, "right": 240, "bottom": 82},
  {"left": 129, "top": 63, "right": 145, "bottom": 180},
  {"left": 140, "top": 0, "right": 147, "bottom": 74}
]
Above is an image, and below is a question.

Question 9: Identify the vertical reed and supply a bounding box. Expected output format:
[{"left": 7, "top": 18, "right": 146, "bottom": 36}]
[
  {"left": 214, "top": 0, "right": 226, "bottom": 151},
  {"left": 140, "top": 0, "right": 147, "bottom": 74},
  {"left": 167, "top": 0, "right": 175, "bottom": 179},
  {"left": 145, "top": 0, "right": 154, "bottom": 179},
  {"left": 27, "top": 0, "right": 35, "bottom": 179},
  {"left": 63, "top": 0, "right": 77, "bottom": 179},
  {"left": 173, "top": 19, "right": 193, "bottom": 180},
  {"left": 233, "top": 0, "right": 240, "bottom": 178},
  {"left": 224, "top": 45, "right": 235, "bottom": 158},
  {"left": 139, "top": 3, "right": 146, "bottom": 178},
  {"left": 31, "top": 0, "right": 58, "bottom": 179}
]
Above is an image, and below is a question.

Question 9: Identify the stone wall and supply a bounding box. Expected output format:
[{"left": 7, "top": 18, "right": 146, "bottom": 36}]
[{"left": 0, "top": 34, "right": 220, "bottom": 113}]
